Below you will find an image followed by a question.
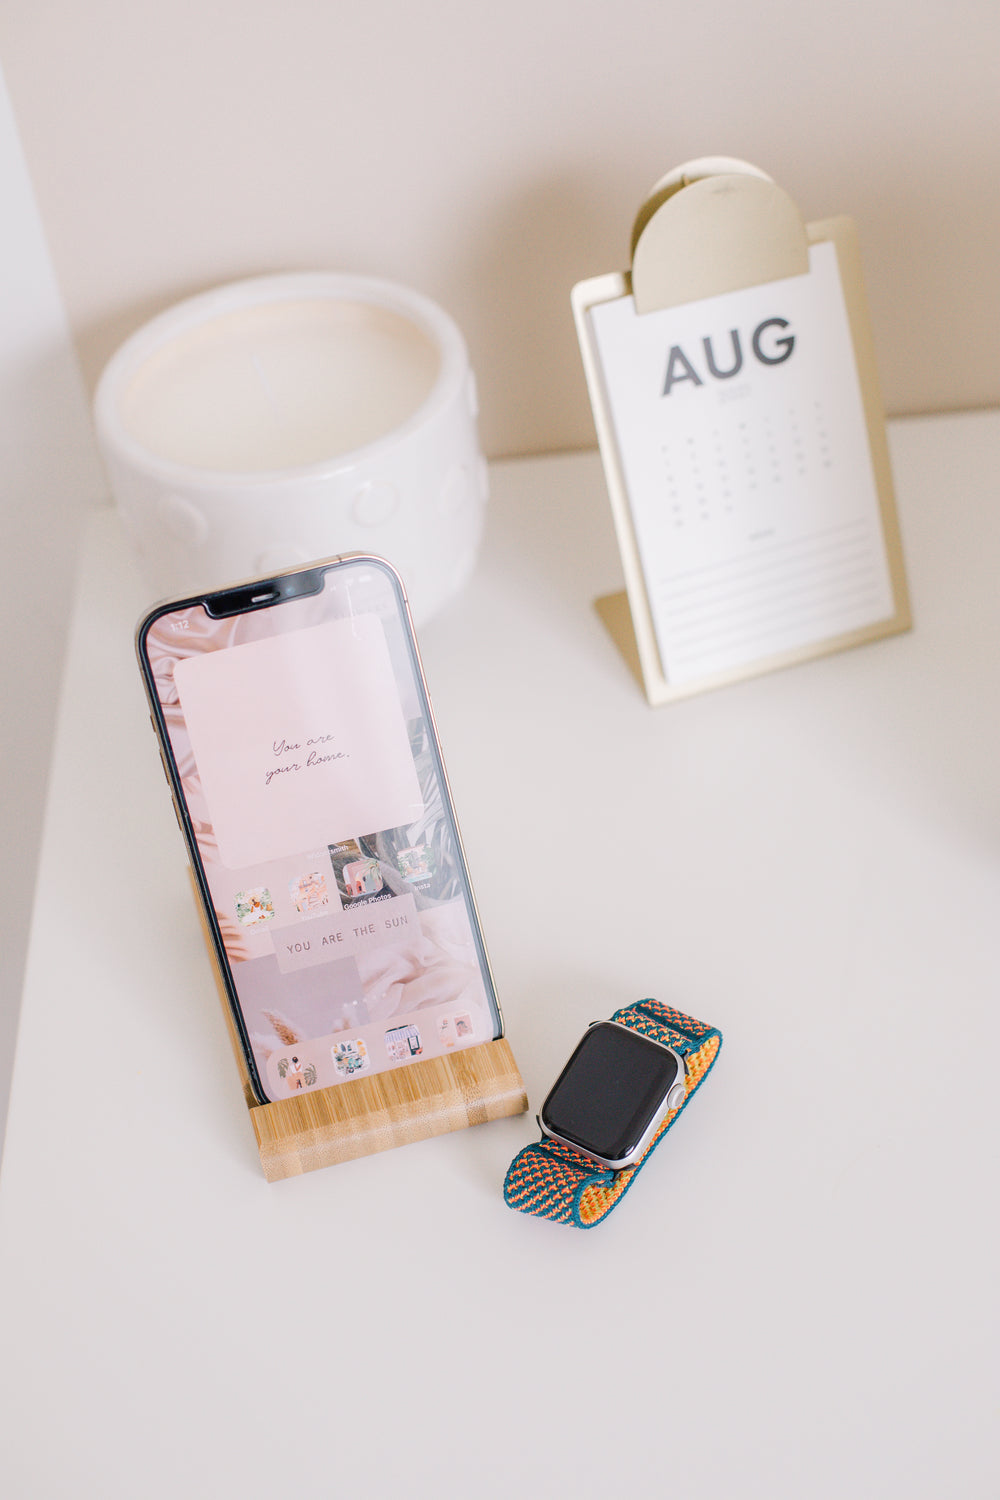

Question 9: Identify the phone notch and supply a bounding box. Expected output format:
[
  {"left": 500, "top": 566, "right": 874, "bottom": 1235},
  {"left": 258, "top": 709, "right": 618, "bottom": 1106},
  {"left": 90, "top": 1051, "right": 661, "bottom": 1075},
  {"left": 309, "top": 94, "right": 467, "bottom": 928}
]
[{"left": 204, "top": 565, "right": 328, "bottom": 618}]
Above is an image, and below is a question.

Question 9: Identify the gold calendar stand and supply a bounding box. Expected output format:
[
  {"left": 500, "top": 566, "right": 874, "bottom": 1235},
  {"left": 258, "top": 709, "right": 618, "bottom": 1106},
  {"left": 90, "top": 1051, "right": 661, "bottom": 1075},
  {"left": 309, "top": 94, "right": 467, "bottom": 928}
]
[
  {"left": 573, "top": 157, "right": 911, "bottom": 706},
  {"left": 194, "top": 879, "right": 527, "bottom": 1182}
]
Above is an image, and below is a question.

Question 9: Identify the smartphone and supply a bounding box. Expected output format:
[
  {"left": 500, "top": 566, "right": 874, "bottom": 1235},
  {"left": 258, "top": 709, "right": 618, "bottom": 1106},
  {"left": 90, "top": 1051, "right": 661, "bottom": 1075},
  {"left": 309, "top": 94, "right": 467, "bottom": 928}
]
[{"left": 137, "top": 553, "right": 503, "bottom": 1105}]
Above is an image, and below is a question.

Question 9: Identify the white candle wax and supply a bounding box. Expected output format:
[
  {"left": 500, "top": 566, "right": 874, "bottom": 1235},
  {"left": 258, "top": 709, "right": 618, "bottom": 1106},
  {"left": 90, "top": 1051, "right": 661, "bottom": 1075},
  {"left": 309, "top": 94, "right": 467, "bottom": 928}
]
[
  {"left": 118, "top": 299, "right": 441, "bottom": 472},
  {"left": 94, "top": 273, "right": 487, "bottom": 622}
]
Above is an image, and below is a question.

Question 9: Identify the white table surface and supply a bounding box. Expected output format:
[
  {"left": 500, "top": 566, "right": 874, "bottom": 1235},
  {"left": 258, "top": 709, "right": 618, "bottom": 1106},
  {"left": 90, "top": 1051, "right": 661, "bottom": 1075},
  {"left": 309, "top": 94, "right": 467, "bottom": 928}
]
[{"left": 2, "top": 412, "right": 998, "bottom": 1499}]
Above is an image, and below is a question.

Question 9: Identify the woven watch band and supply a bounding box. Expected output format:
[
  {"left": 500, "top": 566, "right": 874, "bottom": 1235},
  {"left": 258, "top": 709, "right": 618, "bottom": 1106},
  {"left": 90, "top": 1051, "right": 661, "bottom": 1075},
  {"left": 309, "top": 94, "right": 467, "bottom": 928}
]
[{"left": 503, "top": 1001, "right": 722, "bottom": 1229}]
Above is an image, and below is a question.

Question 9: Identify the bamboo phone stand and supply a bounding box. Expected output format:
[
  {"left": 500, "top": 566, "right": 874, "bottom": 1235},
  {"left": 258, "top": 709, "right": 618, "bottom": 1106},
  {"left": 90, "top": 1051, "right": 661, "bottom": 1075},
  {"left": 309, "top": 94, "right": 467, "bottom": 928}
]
[
  {"left": 193, "top": 877, "right": 527, "bottom": 1182},
  {"left": 573, "top": 158, "right": 911, "bottom": 706}
]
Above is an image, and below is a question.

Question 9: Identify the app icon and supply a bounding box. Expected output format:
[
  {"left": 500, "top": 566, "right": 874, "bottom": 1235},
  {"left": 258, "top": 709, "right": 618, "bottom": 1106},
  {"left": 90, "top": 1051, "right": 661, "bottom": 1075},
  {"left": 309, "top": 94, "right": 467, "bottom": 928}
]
[
  {"left": 331, "top": 1038, "right": 371, "bottom": 1078},
  {"left": 384, "top": 1023, "right": 423, "bottom": 1061},
  {"left": 438, "top": 1012, "right": 474, "bottom": 1049},
  {"left": 437, "top": 1015, "right": 455, "bottom": 1048},
  {"left": 277, "top": 1054, "right": 317, "bottom": 1091},
  {"left": 329, "top": 838, "right": 389, "bottom": 905},
  {"left": 343, "top": 857, "right": 383, "bottom": 897},
  {"left": 398, "top": 845, "right": 436, "bottom": 883},
  {"left": 235, "top": 886, "right": 275, "bottom": 926},
  {"left": 289, "top": 870, "right": 330, "bottom": 915}
]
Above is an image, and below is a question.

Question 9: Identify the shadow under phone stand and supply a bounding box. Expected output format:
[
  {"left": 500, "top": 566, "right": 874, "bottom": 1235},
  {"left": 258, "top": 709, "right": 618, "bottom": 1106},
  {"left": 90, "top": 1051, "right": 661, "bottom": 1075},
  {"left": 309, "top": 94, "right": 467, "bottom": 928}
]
[{"left": 194, "top": 881, "right": 527, "bottom": 1181}]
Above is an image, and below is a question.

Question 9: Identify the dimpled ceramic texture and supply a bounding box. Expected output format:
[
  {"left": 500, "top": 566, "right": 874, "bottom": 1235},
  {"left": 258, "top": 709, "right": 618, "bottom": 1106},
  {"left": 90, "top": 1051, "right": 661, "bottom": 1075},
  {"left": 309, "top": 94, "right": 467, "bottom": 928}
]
[{"left": 94, "top": 273, "right": 488, "bottom": 625}]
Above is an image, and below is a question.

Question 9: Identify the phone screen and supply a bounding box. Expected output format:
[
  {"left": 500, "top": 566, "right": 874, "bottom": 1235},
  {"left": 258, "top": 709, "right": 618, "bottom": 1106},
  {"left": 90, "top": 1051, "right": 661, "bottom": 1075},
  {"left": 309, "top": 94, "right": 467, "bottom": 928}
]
[{"left": 139, "top": 555, "right": 501, "bottom": 1103}]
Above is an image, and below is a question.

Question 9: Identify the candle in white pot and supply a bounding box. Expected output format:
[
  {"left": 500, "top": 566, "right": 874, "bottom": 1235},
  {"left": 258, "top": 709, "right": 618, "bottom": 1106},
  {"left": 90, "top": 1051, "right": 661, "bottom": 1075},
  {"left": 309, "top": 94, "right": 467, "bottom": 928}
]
[{"left": 94, "top": 274, "right": 487, "bottom": 623}]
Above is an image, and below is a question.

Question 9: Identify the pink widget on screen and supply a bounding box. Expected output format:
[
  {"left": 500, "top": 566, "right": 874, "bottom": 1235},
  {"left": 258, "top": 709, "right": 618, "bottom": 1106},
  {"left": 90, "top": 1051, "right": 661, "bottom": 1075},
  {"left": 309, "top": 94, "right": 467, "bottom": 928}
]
[{"left": 173, "top": 614, "right": 423, "bottom": 869}]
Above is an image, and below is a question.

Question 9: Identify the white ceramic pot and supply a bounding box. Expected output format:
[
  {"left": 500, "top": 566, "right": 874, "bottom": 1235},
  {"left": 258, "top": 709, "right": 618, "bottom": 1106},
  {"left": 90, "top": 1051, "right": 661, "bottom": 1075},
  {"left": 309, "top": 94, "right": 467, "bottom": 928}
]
[{"left": 93, "top": 272, "right": 488, "bottom": 624}]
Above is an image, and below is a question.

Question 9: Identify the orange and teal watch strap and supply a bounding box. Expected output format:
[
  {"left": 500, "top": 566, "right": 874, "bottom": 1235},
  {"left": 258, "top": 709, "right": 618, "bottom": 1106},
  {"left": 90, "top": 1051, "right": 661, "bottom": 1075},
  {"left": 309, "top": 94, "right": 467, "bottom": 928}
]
[{"left": 503, "top": 1001, "right": 722, "bottom": 1229}]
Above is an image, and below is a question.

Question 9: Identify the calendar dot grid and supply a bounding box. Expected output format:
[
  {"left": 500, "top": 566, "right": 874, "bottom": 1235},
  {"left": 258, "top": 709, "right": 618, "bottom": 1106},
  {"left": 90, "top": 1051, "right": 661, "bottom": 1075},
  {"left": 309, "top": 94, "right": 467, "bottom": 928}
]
[{"left": 658, "top": 398, "right": 834, "bottom": 531}]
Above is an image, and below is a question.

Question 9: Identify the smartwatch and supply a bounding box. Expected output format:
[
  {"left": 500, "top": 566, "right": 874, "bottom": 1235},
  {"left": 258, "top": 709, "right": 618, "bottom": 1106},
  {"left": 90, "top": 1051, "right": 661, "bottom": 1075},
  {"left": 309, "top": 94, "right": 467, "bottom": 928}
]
[{"left": 503, "top": 1000, "right": 722, "bottom": 1229}]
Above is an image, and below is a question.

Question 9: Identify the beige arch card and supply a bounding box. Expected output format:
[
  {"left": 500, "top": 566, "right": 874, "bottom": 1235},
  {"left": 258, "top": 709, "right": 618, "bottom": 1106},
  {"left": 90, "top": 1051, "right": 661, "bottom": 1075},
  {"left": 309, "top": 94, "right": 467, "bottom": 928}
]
[{"left": 573, "top": 158, "right": 911, "bottom": 706}]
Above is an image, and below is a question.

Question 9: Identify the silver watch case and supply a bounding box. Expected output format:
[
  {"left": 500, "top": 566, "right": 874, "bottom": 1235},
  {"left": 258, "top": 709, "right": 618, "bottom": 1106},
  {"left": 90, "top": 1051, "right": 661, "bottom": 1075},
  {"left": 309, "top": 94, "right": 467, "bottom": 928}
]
[{"left": 538, "top": 1020, "right": 688, "bottom": 1171}]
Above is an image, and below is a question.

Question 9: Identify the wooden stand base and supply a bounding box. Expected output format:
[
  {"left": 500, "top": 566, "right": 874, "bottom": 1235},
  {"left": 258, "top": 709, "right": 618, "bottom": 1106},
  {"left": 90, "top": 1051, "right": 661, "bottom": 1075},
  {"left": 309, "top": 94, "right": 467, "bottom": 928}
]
[{"left": 250, "top": 1038, "right": 527, "bottom": 1181}]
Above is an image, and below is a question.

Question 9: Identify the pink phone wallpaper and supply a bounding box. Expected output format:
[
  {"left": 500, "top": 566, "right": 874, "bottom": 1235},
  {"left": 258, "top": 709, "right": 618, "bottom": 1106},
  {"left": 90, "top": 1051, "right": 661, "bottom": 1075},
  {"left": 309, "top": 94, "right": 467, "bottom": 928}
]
[{"left": 143, "top": 562, "right": 497, "bottom": 1101}]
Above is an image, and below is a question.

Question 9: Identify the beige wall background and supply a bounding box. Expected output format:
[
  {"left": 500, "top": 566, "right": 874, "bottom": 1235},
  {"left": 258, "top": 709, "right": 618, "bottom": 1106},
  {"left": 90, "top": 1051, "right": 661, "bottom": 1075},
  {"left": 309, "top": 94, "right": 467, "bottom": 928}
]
[{"left": 1, "top": 0, "right": 998, "bottom": 459}]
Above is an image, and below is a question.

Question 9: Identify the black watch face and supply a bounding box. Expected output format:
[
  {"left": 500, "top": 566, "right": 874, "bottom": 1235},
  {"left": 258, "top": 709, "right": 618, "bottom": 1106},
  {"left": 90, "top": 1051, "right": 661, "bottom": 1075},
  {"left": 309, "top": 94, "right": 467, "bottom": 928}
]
[{"left": 540, "top": 1022, "right": 680, "bottom": 1162}]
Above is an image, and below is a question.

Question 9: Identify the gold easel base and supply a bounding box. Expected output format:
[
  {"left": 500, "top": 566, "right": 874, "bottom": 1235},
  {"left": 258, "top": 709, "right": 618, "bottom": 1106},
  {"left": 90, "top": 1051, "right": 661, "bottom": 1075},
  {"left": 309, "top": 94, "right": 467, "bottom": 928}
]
[{"left": 594, "top": 590, "right": 645, "bottom": 693}]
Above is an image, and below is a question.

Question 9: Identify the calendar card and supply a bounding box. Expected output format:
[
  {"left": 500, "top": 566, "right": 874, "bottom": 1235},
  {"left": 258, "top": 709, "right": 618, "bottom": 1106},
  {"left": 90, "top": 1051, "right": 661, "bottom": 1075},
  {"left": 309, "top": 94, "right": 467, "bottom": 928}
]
[{"left": 588, "top": 242, "right": 896, "bottom": 686}]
